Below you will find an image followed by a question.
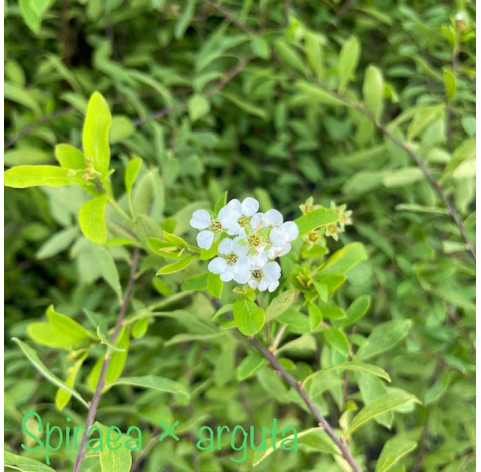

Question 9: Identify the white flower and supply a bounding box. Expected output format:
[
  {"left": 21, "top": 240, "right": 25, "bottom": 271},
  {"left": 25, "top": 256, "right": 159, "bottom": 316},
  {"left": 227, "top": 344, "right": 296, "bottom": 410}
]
[
  {"left": 270, "top": 221, "right": 299, "bottom": 246},
  {"left": 262, "top": 209, "right": 283, "bottom": 227},
  {"left": 267, "top": 244, "right": 291, "bottom": 259},
  {"left": 248, "top": 261, "right": 281, "bottom": 292},
  {"left": 207, "top": 238, "right": 250, "bottom": 283},
  {"left": 218, "top": 197, "right": 260, "bottom": 235},
  {"left": 190, "top": 209, "right": 223, "bottom": 249}
]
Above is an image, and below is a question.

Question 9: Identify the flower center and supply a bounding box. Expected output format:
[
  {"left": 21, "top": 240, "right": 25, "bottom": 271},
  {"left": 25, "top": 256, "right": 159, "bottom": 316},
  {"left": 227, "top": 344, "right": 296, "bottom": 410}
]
[
  {"left": 308, "top": 231, "right": 320, "bottom": 242},
  {"left": 327, "top": 224, "right": 337, "bottom": 233},
  {"left": 226, "top": 253, "right": 238, "bottom": 266},
  {"left": 237, "top": 215, "right": 250, "bottom": 227},
  {"left": 252, "top": 269, "right": 263, "bottom": 280},
  {"left": 247, "top": 235, "right": 261, "bottom": 247},
  {"left": 210, "top": 220, "right": 223, "bottom": 233}
]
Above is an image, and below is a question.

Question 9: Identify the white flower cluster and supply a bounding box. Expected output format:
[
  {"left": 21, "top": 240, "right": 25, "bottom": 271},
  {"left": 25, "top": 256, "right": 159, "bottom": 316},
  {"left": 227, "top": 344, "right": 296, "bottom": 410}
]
[{"left": 190, "top": 197, "right": 299, "bottom": 292}]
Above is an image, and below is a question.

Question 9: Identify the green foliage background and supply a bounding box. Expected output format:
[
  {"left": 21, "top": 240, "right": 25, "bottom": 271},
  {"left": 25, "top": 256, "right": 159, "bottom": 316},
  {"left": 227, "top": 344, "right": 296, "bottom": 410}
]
[{"left": 4, "top": 0, "right": 475, "bottom": 471}]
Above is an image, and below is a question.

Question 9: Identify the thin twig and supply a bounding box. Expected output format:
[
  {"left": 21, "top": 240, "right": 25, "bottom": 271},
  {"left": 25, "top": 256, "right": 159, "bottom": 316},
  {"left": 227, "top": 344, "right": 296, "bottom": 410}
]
[
  {"left": 4, "top": 107, "right": 75, "bottom": 150},
  {"left": 71, "top": 248, "right": 141, "bottom": 472},
  {"left": 202, "top": 0, "right": 256, "bottom": 36},
  {"left": 246, "top": 335, "right": 362, "bottom": 472},
  {"left": 270, "top": 324, "right": 286, "bottom": 351},
  {"left": 134, "top": 56, "right": 253, "bottom": 126},
  {"left": 337, "top": 0, "right": 355, "bottom": 16},
  {"left": 313, "top": 81, "right": 476, "bottom": 261}
]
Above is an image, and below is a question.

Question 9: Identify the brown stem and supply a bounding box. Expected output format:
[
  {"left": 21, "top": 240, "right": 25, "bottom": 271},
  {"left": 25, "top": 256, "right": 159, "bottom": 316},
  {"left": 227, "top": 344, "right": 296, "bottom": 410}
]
[
  {"left": 71, "top": 248, "right": 140, "bottom": 472},
  {"left": 61, "top": 0, "right": 71, "bottom": 67},
  {"left": 313, "top": 81, "right": 476, "bottom": 261},
  {"left": 134, "top": 56, "right": 253, "bottom": 126},
  {"left": 202, "top": 0, "right": 255, "bottom": 36},
  {"left": 246, "top": 335, "right": 362, "bottom": 472}
]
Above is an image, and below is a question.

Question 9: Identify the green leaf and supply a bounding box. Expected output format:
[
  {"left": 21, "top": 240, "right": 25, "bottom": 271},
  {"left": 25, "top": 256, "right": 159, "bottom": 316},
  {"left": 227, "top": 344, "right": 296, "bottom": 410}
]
[
  {"left": 356, "top": 320, "right": 413, "bottom": 361},
  {"left": 156, "top": 255, "right": 195, "bottom": 275},
  {"left": 338, "top": 36, "right": 361, "bottom": 92},
  {"left": 174, "top": 0, "right": 195, "bottom": 39},
  {"left": 4, "top": 451, "right": 56, "bottom": 472},
  {"left": 55, "top": 144, "right": 86, "bottom": 170},
  {"left": 347, "top": 389, "right": 420, "bottom": 435},
  {"left": 18, "top": 0, "right": 51, "bottom": 34},
  {"left": 304, "top": 361, "right": 391, "bottom": 389},
  {"left": 214, "top": 191, "right": 228, "bottom": 213},
  {"left": 105, "top": 327, "right": 130, "bottom": 383},
  {"left": 124, "top": 156, "right": 143, "bottom": 197},
  {"left": 55, "top": 352, "right": 88, "bottom": 411},
  {"left": 375, "top": 436, "right": 418, "bottom": 472},
  {"left": 188, "top": 94, "right": 211, "bottom": 122},
  {"left": 221, "top": 92, "right": 268, "bottom": 120},
  {"left": 109, "top": 375, "right": 190, "bottom": 401},
  {"left": 47, "top": 304, "right": 93, "bottom": 345},
  {"left": 443, "top": 67, "right": 456, "bottom": 102},
  {"left": 78, "top": 195, "right": 108, "bottom": 244},
  {"left": 296, "top": 81, "right": 347, "bottom": 107},
  {"left": 341, "top": 295, "right": 371, "bottom": 327},
  {"left": 207, "top": 273, "right": 223, "bottom": 299},
  {"left": 99, "top": 426, "right": 132, "bottom": 472},
  {"left": 4, "top": 165, "right": 75, "bottom": 188},
  {"left": 36, "top": 227, "right": 79, "bottom": 259},
  {"left": 406, "top": 106, "right": 442, "bottom": 140},
  {"left": 91, "top": 244, "right": 123, "bottom": 302},
  {"left": 132, "top": 318, "right": 149, "bottom": 339},
  {"left": 265, "top": 290, "right": 298, "bottom": 321},
  {"left": 237, "top": 352, "right": 267, "bottom": 381},
  {"left": 163, "top": 230, "right": 188, "bottom": 247},
  {"left": 363, "top": 65, "right": 384, "bottom": 120},
  {"left": 321, "top": 306, "right": 346, "bottom": 320},
  {"left": 110, "top": 115, "right": 135, "bottom": 144},
  {"left": 305, "top": 32, "right": 326, "bottom": 80},
  {"left": 382, "top": 168, "right": 424, "bottom": 188},
  {"left": 320, "top": 242, "right": 368, "bottom": 276},
  {"left": 253, "top": 427, "right": 338, "bottom": 466},
  {"left": 233, "top": 298, "right": 265, "bottom": 336},
  {"left": 323, "top": 327, "right": 350, "bottom": 358},
  {"left": 308, "top": 304, "right": 323, "bottom": 331},
  {"left": 274, "top": 40, "right": 308, "bottom": 75},
  {"left": 251, "top": 36, "right": 270, "bottom": 59},
  {"left": 4, "top": 82, "right": 41, "bottom": 114},
  {"left": 295, "top": 208, "right": 339, "bottom": 237},
  {"left": 12, "top": 338, "right": 88, "bottom": 408},
  {"left": 83, "top": 91, "right": 112, "bottom": 175}
]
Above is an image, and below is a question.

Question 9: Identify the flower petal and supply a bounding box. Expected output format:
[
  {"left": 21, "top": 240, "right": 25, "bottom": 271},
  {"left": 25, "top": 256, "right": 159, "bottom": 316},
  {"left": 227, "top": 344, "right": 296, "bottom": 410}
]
[
  {"left": 281, "top": 221, "right": 299, "bottom": 241},
  {"left": 208, "top": 257, "right": 227, "bottom": 274},
  {"left": 270, "top": 227, "right": 288, "bottom": 246},
  {"left": 263, "top": 262, "right": 281, "bottom": 281},
  {"left": 218, "top": 238, "right": 233, "bottom": 255},
  {"left": 263, "top": 209, "right": 283, "bottom": 226},
  {"left": 234, "top": 266, "right": 251, "bottom": 284},
  {"left": 250, "top": 212, "right": 264, "bottom": 230},
  {"left": 220, "top": 266, "right": 234, "bottom": 282},
  {"left": 241, "top": 197, "right": 259, "bottom": 217},
  {"left": 258, "top": 280, "right": 268, "bottom": 292},
  {"left": 190, "top": 209, "right": 211, "bottom": 229},
  {"left": 197, "top": 230, "right": 215, "bottom": 249},
  {"left": 218, "top": 199, "right": 241, "bottom": 222},
  {"left": 232, "top": 240, "right": 249, "bottom": 256},
  {"left": 267, "top": 280, "right": 280, "bottom": 292}
]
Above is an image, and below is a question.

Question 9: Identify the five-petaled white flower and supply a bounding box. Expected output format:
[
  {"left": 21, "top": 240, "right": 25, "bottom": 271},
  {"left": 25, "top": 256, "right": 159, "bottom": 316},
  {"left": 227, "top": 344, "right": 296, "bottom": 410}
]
[
  {"left": 218, "top": 197, "right": 260, "bottom": 236},
  {"left": 248, "top": 261, "right": 281, "bottom": 292},
  {"left": 208, "top": 238, "right": 250, "bottom": 283},
  {"left": 190, "top": 209, "right": 223, "bottom": 249}
]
